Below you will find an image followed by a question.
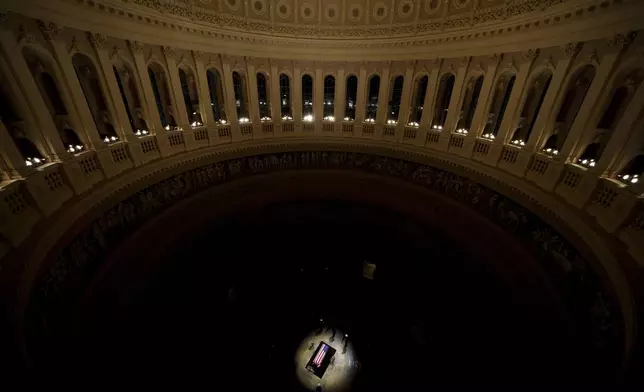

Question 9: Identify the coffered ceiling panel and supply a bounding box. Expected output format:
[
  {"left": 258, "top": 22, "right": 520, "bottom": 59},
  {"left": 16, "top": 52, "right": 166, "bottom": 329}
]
[
  {"left": 345, "top": 0, "right": 368, "bottom": 26},
  {"left": 321, "top": 0, "right": 344, "bottom": 26},
  {"left": 418, "top": 0, "right": 445, "bottom": 21},
  {"left": 392, "top": 0, "right": 418, "bottom": 24},
  {"left": 248, "top": 0, "right": 271, "bottom": 22}
]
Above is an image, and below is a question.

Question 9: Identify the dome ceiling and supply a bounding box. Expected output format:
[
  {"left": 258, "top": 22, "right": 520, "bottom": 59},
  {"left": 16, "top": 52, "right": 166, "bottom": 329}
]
[{"left": 129, "top": 0, "right": 568, "bottom": 38}]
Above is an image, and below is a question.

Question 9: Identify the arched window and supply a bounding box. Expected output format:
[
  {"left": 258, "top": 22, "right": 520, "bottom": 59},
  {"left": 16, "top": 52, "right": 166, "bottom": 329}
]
[
  {"left": 256, "top": 73, "right": 271, "bottom": 120},
  {"left": 41, "top": 72, "right": 67, "bottom": 115},
  {"left": 302, "top": 74, "right": 313, "bottom": 120},
  {"left": 148, "top": 64, "right": 173, "bottom": 128},
  {"left": 409, "top": 76, "right": 428, "bottom": 125},
  {"left": 14, "top": 134, "right": 44, "bottom": 163},
  {"left": 207, "top": 68, "right": 226, "bottom": 122},
  {"left": 515, "top": 71, "right": 552, "bottom": 143},
  {"left": 0, "top": 82, "right": 21, "bottom": 123},
  {"left": 72, "top": 53, "right": 118, "bottom": 141},
  {"left": 365, "top": 75, "right": 380, "bottom": 121},
  {"left": 233, "top": 71, "right": 249, "bottom": 120},
  {"left": 344, "top": 75, "right": 358, "bottom": 121},
  {"left": 433, "top": 74, "right": 455, "bottom": 129},
  {"left": 279, "top": 74, "right": 292, "bottom": 119},
  {"left": 388, "top": 76, "right": 404, "bottom": 123},
  {"left": 618, "top": 154, "right": 644, "bottom": 184},
  {"left": 324, "top": 75, "right": 335, "bottom": 119},
  {"left": 456, "top": 75, "right": 484, "bottom": 133},
  {"left": 598, "top": 87, "right": 628, "bottom": 130},
  {"left": 551, "top": 65, "right": 596, "bottom": 149},
  {"left": 179, "top": 68, "right": 201, "bottom": 126}
]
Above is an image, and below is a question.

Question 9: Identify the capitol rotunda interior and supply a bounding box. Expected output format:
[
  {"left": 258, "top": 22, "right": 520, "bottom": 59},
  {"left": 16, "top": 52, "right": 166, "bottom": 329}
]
[{"left": 1, "top": 0, "right": 644, "bottom": 388}]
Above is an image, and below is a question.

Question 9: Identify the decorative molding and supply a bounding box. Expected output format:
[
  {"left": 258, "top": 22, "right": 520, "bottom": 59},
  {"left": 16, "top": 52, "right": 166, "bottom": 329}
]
[
  {"left": 542, "top": 55, "right": 554, "bottom": 69},
  {"left": 162, "top": 45, "right": 176, "bottom": 59},
  {"left": 17, "top": 26, "right": 37, "bottom": 46},
  {"left": 37, "top": 20, "right": 63, "bottom": 42},
  {"left": 192, "top": 50, "right": 203, "bottom": 60},
  {"left": 607, "top": 32, "right": 636, "bottom": 48},
  {"left": 87, "top": 32, "right": 107, "bottom": 49},
  {"left": 55, "top": 0, "right": 625, "bottom": 48},
  {"left": 521, "top": 48, "right": 540, "bottom": 60},
  {"left": 66, "top": 36, "right": 79, "bottom": 54},
  {"left": 109, "top": 44, "right": 120, "bottom": 60},
  {"left": 587, "top": 49, "right": 600, "bottom": 65},
  {"left": 129, "top": 40, "right": 144, "bottom": 54},
  {"left": 560, "top": 42, "right": 582, "bottom": 58},
  {"left": 25, "top": 146, "right": 622, "bottom": 369}
]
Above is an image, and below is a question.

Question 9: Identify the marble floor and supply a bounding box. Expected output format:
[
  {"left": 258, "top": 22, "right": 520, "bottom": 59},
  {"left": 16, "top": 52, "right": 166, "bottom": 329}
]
[{"left": 294, "top": 327, "right": 359, "bottom": 392}]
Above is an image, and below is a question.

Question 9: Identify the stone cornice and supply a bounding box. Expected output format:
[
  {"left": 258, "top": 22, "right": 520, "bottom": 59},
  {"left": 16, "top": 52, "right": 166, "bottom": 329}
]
[{"left": 9, "top": 0, "right": 643, "bottom": 61}]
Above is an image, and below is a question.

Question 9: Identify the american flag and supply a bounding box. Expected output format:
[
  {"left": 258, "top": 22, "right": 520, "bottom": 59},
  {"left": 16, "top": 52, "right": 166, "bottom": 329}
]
[{"left": 313, "top": 344, "right": 328, "bottom": 367}]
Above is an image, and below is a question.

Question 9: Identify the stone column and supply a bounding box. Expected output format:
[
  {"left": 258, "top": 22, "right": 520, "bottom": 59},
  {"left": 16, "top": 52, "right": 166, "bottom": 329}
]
[
  {"left": 269, "top": 61, "right": 281, "bottom": 122},
  {"left": 559, "top": 37, "right": 627, "bottom": 161},
  {"left": 129, "top": 41, "right": 163, "bottom": 134},
  {"left": 397, "top": 63, "right": 416, "bottom": 130},
  {"left": 444, "top": 58, "right": 470, "bottom": 133},
  {"left": 484, "top": 51, "right": 537, "bottom": 165},
  {"left": 335, "top": 67, "right": 346, "bottom": 128},
  {"left": 438, "top": 58, "right": 470, "bottom": 149},
  {"left": 595, "top": 80, "right": 644, "bottom": 175},
  {"left": 315, "top": 65, "right": 323, "bottom": 133},
  {"left": 221, "top": 56, "right": 240, "bottom": 139},
  {"left": 41, "top": 24, "right": 104, "bottom": 149},
  {"left": 163, "top": 46, "right": 190, "bottom": 130},
  {"left": 0, "top": 26, "right": 68, "bottom": 160},
  {"left": 420, "top": 60, "right": 442, "bottom": 129},
  {"left": 526, "top": 51, "right": 577, "bottom": 152},
  {"left": 375, "top": 64, "right": 391, "bottom": 126},
  {"left": 466, "top": 54, "right": 501, "bottom": 139},
  {"left": 355, "top": 66, "right": 367, "bottom": 124},
  {"left": 293, "top": 64, "right": 302, "bottom": 124},
  {"left": 313, "top": 63, "right": 324, "bottom": 134},
  {"left": 89, "top": 33, "right": 136, "bottom": 141},
  {"left": 0, "top": 121, "right": 32, "bottom": 178},
  {"left": 497, "top": 50, "right": 539, "bottom": 144},
  {"left": 193, "top": 51, "right": 214, "bottom": 127},
  {"left": 246, "top": 60, "right": 260, "bottom": 124}
]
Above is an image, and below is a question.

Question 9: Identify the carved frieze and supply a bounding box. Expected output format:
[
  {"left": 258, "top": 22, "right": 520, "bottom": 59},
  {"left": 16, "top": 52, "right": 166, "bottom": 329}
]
[{"left": 27, "top": 148, "right": 621, "bottom": 365}]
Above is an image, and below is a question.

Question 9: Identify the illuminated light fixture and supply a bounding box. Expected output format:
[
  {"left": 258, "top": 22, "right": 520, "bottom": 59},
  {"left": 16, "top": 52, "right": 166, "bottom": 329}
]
[
  {"left": 482, "top": 133, "right": 495, "bottom": 140},
  {"left": 210, "top": 103, "right": 214, "bottom": 106},
  {"left": 343, "top": 117, "right": 353, "bottom": 121},
  {"left": 431, "top": 125, "right": 443, "bottom": 130},
  {"left": 407, "top": 122, "right": 419, "bottom": 127},
  {"left": 68, "top": 144, "right": 83, "bottom": 153},
  {"left": 542, "top": 148, "right": 559, "bottom": 156},
  {"left": 219, "top": 119, "right": 227, "bottom": 124},
  {"left": 25, "top": 159, "right": 33, "bottom": 166},
  {"left": 578, "top": 158, "right": 596, "bottom": 168},
  {"left": 282, "top": 115, "right": 293, "bottom": 121},
  {"left": 323, "top": 116, "right": 335, "bottom": 122},
  {"left": 111, "top": 136, "right": 117, "bottom": 141},
  {"left": 455, "top": 128, "right": 468, "bottom": 135},
  {"left": 365, "top": 118, "right": 375, "bottom": 123},
  {"left": 104, "top": 136, "right": 110, "bottom": 143},
  {"left": 136, "top": 130, "right": 142, "bottom": 136},
  {"left": 261, "top": 116, "right": 272, "bottom": 122},
  {"left": 386, "top": 119, "right": 397, "bottom": 125},
  {"left": 239, "top": 117, "right": 250, "bottom": 123},
  {"left": 192, "top": 112, "right": 197, "bottom": 115},
  {"left": 191, "top": 121, "right": 203, "bottom": 127},
  {"left": 303, "top": 114, "right": 314, "bottom": 122},
  {"left": 33, "top": 157, "right": 41, "bottom": 164},
  {"left": 511, "top": 139, "right": 526, "bottom": 146},
  {"left": 618, "top": 173, "right": 639, "bottom": 184},
  {"left": 165, "top": 125, "right": 171, "bottom": 131}
]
